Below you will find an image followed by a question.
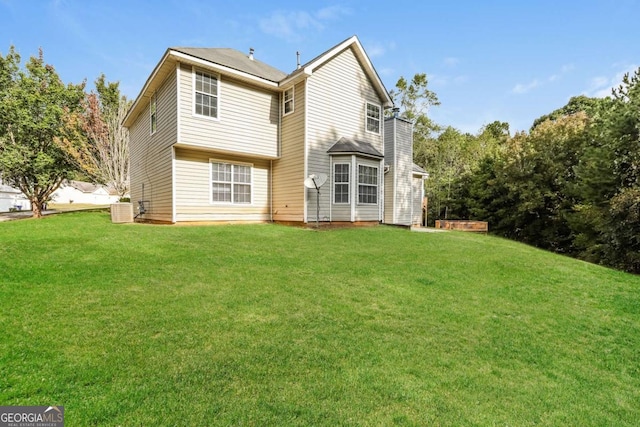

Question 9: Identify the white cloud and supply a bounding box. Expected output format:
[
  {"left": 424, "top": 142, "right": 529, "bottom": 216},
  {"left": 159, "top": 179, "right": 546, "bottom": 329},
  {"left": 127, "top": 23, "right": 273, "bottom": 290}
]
[
  {"left": 443, "top": 57, "right": 460, "bottom": 67},
  {"left": 512, "top": 79, "right": 540, "bottom": 94},
  {"left": 366, "top": 43, "right": 385, "bottom": 58},
  {"left": 430, "top": 73, "right": 468, "bottom": 88},
  {"left": 549, "top": 64, "right": 574, "bottom": 82},
  {"left": 315, "top": 5, "right": 351, "bottom": 20},
  {"left": 365, "top": 40, "right": 395, "bottom": 58},
  {"left": 378, "top": 67, "right": 396, "bottom": 77},
  {"left": 586, "top": 63, "right": 638, "bottom": 98},
  {"left": 259, "top": 6, "right": 351, "bottom": 41},
  {"left": 560, "top": 64, "right": 575, "bottom": 73},
  {"left": 453, "top": 75, "right": 469, "bottom": 84},
  {"left": 259, "top": 11, "right": 320, "bottom": 40},
  {"left": 513, "top": 64, "right": 574, "bottom": 94}
]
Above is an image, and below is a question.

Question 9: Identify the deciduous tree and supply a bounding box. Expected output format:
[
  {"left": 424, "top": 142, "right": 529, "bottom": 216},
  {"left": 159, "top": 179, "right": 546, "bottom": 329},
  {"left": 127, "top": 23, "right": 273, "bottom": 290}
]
[
  {"left": 0, "top": 46, "right": 86, "bottom": 217},
  {"left": 58, "top": 74, "right": 131, "bottom": 197}
]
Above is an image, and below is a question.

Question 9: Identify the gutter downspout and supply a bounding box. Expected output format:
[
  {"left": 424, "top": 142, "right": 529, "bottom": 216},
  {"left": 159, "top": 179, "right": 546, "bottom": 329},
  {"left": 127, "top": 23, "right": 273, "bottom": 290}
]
[
  {"left": 303, "top": 78, "right": 309, "bottom": 223},
  {"left": 173, "top": 62, "right": 181, "bottom": 224}
]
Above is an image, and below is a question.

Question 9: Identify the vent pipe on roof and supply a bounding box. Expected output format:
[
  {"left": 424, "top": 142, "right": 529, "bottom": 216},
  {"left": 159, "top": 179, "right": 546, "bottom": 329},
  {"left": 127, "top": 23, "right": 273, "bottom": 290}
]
[
  {"left": 249, "top": 47, "right": 254, "bottom": 60},
  {"left": 392, "top": 107, "right": 400, "bottom": 118},
  {"left": 296, "top": 51, "right": 301, "bottom": 69}
]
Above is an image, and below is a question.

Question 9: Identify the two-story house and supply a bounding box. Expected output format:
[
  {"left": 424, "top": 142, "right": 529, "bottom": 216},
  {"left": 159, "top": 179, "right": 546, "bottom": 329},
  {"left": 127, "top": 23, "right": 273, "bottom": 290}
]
[{"left": 123, "top": 36, "right": 427, "bottom": 225}]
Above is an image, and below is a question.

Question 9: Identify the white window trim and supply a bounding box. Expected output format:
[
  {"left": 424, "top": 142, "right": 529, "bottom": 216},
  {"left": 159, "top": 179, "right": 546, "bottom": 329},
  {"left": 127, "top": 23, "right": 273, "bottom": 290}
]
[
  {"left": 365, "top": 101, "right": 381, "bottom": 135},
  {"left": 357, "top": 163, "right": 379, "bottom": 205},
  {"left": 150, "top": 92, "right": 157, "bottom": 135},
  {"left": 193, "top": 67, "right": 220, "bottom": 121},
  {"left": 333, "top": 162, "right": 350, "bottom": 204},
  {"left": 283, "top": 86, "right": 294, "bottom": 116},
  {"left": 209, "top": 159, "right": 254, "bottom": 205}
]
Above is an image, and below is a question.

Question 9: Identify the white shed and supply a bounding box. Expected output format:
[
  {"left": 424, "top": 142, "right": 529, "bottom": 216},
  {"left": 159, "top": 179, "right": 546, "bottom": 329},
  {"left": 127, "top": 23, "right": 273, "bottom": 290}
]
[{"left": 0, "top": 184, "right": 31, "bottom": 212}]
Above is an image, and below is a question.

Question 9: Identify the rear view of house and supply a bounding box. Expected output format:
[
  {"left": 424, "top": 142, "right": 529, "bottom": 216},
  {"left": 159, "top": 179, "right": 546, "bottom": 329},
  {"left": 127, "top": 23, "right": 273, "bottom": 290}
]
[{"left": 123, "top": 36, "right": 425, "bottom": 226}]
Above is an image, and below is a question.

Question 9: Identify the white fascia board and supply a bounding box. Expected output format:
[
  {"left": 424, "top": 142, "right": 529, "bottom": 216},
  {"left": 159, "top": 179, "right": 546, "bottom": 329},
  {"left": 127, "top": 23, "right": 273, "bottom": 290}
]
[
  {"left": 329, "top": 151, "right": 383, "bottom": 160},
  {"left": 303, "top": 36, "right": 357, "bottom": 74},
  {"left": 123, "top": 49, "right": 172, "bottom": 127},
  {"left": 350, "top": 38, "right": 393, "bottom": 108},
  {"left": 278, "top": 69, "right": 312, "bottom": 88},
  {"left": 293, "top": 36, "right": 393, "bottom": 108},
  {"left": 170, "top": 51, "right": 279, "bottom": 89}
]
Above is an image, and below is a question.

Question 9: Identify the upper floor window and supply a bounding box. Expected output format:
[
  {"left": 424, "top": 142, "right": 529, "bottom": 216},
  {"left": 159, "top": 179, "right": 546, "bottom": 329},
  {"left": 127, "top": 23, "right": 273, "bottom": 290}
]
[
  {"left": 283, "top": 87, "right": 294, "bottom": 115},
  {"left": 366, "top": 102, "right": 381, "bottom": 134},
  {"left": 194, "top": 70, "right": 219, "bottom": 118},
  {"left": 334, "top": 163, "right": 350, "bottom": 204},
  {"left": 211, "top": 161, "right": 252, "bottom": 204},
  {"left": 358, "top": 164, "right": 378, "bottom": 204},
  {"left": 150, "top": 93, "right": 157, "bottom": 134}
]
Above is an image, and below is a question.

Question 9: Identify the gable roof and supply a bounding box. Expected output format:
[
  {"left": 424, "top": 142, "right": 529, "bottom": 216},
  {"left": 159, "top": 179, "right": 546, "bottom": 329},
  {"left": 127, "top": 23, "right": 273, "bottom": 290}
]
[
  {"left": 281, "top": 35, "right": 393, "bottom": 108},
  {"left": 327, "top": 137, "right": 384, "bottom": 159},
  {"left": 61, "top": 180, "right": 115, "bottom": 194},
  {"left": 171, "top": 47, "right": 287, "bottom": 82},
  {"left": 124, "top": 35, "right": 393, "bottom": 127},
  {"left": 413, "top": 163, "right": 429, "bottom": 177}
]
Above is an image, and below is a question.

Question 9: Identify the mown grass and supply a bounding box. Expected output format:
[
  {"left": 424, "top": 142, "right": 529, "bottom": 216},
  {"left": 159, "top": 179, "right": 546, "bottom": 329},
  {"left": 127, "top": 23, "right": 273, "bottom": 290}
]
[{"left": 0, "top": 211, "right": 638, "bottom": 426}]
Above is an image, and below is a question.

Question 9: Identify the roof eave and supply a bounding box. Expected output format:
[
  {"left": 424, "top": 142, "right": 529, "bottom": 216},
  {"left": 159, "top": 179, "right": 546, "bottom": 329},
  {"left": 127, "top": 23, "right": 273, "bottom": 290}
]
[
  {"left": 288, "top": 35, "right": 393, "bottom": 107},
  {"left": 123, "top": 48, "right": 172, "bottom": 128},
  {"left": 170, "top": 50, "right": 280, "bottom": 88},
  {"left": 279, "top": 68, "right": 312, "bottom": 87},
  {"left": 328, "top": 151, "right": 384, "bottom": 160},
  {"left": 123, "top": 49, "right": 281, "bottom": 128}
]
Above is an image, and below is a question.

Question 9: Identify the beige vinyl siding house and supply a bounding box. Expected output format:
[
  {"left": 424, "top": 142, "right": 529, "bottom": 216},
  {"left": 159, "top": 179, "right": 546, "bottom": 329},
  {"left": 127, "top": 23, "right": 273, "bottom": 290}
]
[
  {"left": 383, "top": 116, "right": 413, "bottom": 225},
  {"left": 412, "top": 167, "right": 427, "bottom": 226},
  {"left": 124, "top": 35, "right": 425, "bottom": 226},
  {"left": 129, "top": 70, "right": 177, "bottom": 222},
  {"left": 305, "top": 46, "right": 385, "bottom": 223},
  {"left": 174, "top": 147, "right": 270, "bottom": 221},
  {"left": 272, "top": 80, "right": 305, "bottom": 222},
  {"left": 177, "top": 64, "right": 280, "bottom": 158}
]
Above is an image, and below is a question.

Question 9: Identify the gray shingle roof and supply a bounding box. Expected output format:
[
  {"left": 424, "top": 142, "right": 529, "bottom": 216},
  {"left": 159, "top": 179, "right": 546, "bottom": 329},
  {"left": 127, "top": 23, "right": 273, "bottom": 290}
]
[
  {"left": 412, "top": 163, "right": 427, "bottom": 174},
  {"left": 171, "top": 47, "right": 287, "bottom": 82},
  {"left": 327, "top": 137, "right": 384, "bottom": 159}
]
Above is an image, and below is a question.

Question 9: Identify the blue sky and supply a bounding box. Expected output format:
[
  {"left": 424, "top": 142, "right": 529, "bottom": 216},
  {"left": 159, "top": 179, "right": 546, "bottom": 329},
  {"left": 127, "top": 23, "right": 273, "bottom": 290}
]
[{"left": 1, "top": 0, "right": 638, "bottom": 133}]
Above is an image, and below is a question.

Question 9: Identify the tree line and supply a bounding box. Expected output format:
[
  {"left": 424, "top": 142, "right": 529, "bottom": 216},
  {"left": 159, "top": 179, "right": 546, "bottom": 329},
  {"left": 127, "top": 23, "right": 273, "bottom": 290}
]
[
  {"left": 393, "top": 70, "right": 640, "bottom": 273},
  {"left": 0, "top": 46, "right": 130, "bottom": 218},
  {"left": 3, "top": 45, "right": 639, "bottom": 273}
]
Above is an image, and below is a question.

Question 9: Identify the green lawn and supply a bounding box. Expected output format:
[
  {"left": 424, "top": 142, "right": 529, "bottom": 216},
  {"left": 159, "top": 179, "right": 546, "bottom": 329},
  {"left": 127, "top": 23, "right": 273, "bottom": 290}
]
[{"left": 1, "top": 212, "right": 639, "bottom": 426}]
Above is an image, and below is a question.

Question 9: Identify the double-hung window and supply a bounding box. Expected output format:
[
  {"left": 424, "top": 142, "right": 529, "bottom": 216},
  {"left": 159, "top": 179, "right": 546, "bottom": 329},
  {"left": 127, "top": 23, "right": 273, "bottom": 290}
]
[
  {"left": 150, "top": 93, "right": 157, "bottom": 134},
  {"left": 283, "top": 87, "right": 294, "bottom": 115},
  {"left": 334, "top": 163, "right": 350, "bottom": 204},
  {"left": 211, "top": 161, "right": 251, "bottom": 204},
  {"left": 358, "top": 165, "right": 378, "bottom": 204},
  {"left": 366, "top": 102, "right": 381, "bottom": 134},
  {"left": 195, "top": 70, "right": 218, "bottom": 118}
]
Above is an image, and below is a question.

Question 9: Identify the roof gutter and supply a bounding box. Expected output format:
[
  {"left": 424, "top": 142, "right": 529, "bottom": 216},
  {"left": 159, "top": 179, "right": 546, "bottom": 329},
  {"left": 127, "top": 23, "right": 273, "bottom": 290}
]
[
  {"left": 170, "top": 50, "right": 280, "bottom": 89},
  {"left": 123, "top": 49, "right": 282, "bottom": 128},
  {"left": 123, "top": 48, "right": 172, "bottom": 127}
]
